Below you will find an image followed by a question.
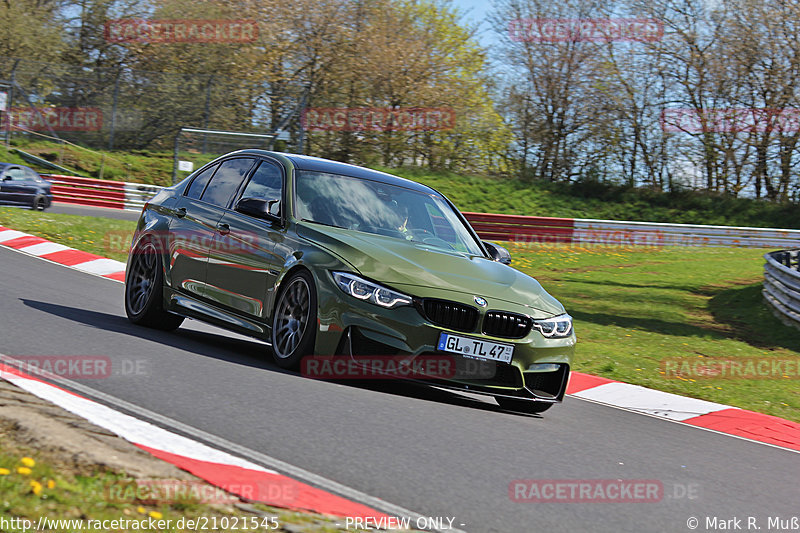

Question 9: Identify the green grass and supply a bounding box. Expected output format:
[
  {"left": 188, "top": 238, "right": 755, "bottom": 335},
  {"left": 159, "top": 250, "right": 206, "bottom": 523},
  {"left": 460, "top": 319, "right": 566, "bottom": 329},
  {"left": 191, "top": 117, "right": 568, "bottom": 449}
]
[
  {"left": 1, "top": 139, "right": 216, "bottom": 186},
  {"left": 388, "top": 166, "right": 800, "bottom": 228},
  {"left": 3, "top": 138, "right": 799, "bottom": 227},
  {"left": 0, "top": 450, "right": 351, "bottom": 532},
  {"left": 0, "top": 207, "right": 136, "bottom": 263},
  {"left": 506, "top": 242, "right": 800, "bottom": 422}
]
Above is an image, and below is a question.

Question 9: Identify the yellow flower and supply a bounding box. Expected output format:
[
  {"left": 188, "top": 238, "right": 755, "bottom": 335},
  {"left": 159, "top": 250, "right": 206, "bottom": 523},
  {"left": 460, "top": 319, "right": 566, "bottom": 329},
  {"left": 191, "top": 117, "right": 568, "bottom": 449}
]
[
  {"left": 136, "top": 506, "right": 146, "bottom": 514},
  {"left": 47, "top": 479, "right": 56, "bottom": 489},
  {"left": 149, "top": 511, "right": 163, "bottom": 519},
  {"left": 17, "top": 467, "right": 32, "bottom": 475},
  {"left": 30, "top": 480, "right": 42, "bottom": 495},
  {"left": 20, "top": 457, "right": 35, "bottom": 468},
  {"left": 0, "top": 468, "right": 10, "bottom": 475}
]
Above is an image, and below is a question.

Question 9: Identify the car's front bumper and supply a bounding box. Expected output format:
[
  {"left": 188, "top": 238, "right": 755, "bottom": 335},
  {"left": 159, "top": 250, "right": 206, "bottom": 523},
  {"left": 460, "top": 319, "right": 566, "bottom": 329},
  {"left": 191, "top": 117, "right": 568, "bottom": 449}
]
[{"left": 313, "top": 271, "right": 575, "bottom": 401}]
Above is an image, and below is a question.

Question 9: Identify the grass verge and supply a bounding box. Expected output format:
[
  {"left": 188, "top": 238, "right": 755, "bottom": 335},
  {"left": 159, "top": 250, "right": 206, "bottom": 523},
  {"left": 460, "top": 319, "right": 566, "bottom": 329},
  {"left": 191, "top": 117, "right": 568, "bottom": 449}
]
[
  {"left": 2, "top": 138, "right": 799, "bottom": 227},
  {"left": 507, "top": 242, "right": 800, "bottom": 422},
  {"left": 0, "top": 451, "right": 348, "bottom": 532},
  {"left": 1, "top": 140, "right": 216, "bottom": 186},
  {"left": 385, "top": 166, "right": 800, "bottom": 228},
  {"left": 0, "top": 379, "right": 385, "bottom": 533},
  {"left": 0, "top": 207, "right": 136, "bottom": 263}
]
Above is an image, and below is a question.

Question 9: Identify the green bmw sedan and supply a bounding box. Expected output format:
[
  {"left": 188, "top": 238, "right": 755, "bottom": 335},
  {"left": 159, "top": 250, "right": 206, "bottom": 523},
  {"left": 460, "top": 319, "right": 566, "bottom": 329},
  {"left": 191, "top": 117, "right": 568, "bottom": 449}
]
[{"left": 124, "top": 150, "right": 575, "bottom": 413}]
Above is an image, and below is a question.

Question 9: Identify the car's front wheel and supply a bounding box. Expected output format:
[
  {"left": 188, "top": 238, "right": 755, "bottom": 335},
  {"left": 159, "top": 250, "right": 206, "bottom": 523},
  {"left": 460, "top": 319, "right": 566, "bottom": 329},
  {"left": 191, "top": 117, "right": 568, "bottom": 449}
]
[
  {"left": 271, "top": 270, "right": 317, "bottom": 369},
  {"left": 125, "top": 240, "right": 184, "bottom": 331},
  {"left": 32, "top": 195, "right": 47, "bottom": 211},
  {"left": 496, "top": 397, "right": 553, "bottom": 414}
]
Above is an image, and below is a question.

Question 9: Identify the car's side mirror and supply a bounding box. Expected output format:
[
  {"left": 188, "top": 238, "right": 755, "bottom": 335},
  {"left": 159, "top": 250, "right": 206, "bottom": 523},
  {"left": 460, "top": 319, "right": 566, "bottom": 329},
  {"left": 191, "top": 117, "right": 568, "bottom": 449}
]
[
  {"left": 484, "top": 241, "right": 511, "bottom": 265},
  {"left": 235, "top": 197, "right": 281, "bottom": 224}
]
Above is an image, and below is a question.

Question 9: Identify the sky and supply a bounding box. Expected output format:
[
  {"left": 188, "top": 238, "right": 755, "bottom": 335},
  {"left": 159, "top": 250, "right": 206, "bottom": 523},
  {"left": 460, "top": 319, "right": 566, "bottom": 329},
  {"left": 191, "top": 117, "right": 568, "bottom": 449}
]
[
  {"left": 450, "top": 0, "right": 499, "bottom": 47},
  {"left": 452, "top": 0, "right": 492, "bottom": 23}
]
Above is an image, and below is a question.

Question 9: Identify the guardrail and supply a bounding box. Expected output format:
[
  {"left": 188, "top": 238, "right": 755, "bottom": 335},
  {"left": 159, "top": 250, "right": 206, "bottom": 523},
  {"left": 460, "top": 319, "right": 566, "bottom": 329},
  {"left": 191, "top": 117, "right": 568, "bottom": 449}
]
[
  {"left": 763, "top": 250, "right": 800, "bottom": 330},
  {"left": 42, "top": 174, "right": 800, "bottom": 248},
  {"left": 462, "top": 213, "right": 800, "bottom": 248}
]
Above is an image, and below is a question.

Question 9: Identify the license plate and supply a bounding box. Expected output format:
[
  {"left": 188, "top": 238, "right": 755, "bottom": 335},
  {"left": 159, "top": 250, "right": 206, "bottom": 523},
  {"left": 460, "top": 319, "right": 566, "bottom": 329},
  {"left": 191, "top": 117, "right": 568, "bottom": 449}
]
[{"left": 437, "top": 332, "right": 513, "bottom": 364}]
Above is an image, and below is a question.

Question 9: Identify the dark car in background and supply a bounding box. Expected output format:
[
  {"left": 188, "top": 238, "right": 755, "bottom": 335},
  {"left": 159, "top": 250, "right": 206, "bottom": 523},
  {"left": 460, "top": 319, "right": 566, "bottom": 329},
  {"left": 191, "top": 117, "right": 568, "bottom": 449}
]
[{"left": 0, "top": 163, "right": 53, "bottom": 210}]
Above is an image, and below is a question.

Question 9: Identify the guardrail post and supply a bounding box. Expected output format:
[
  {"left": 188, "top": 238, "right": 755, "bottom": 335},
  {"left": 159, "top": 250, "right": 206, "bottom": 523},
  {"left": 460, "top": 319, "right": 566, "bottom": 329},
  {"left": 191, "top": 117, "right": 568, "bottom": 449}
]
[{"left": 172, "top": 130, "right": 180, "bottom": 185}]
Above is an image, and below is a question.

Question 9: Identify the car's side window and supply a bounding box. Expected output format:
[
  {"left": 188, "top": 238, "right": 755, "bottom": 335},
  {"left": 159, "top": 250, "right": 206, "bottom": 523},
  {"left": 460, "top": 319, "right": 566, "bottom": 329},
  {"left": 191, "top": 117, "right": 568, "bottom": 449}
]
[
  {"left": 185, "top": 163, "right": 219, "bottom": 199},
  {"left": 23, "top": 168, "right": 41, "bottom": 181},
  {"left": 200, "top": 158, "right": 256, "bottom": 207},
  {"left": 5, "top": 168, "right": 27, "bottom": 181},
  {"left": 240, "top": 160, "right": 283, "bottom": 212}
]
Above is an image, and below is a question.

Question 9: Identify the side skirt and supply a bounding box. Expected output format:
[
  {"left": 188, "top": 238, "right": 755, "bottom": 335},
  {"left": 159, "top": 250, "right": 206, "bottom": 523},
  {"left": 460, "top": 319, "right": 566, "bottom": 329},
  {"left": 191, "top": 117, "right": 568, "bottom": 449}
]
[{"left": 166, "top": 289, "right": 272, "bottom": 341}]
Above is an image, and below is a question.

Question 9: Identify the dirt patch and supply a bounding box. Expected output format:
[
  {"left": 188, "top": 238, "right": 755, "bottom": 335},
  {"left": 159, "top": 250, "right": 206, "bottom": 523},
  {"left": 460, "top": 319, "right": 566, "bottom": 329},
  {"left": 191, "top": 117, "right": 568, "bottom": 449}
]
[
  {"left": 693, "top": 276, "right": 762, "bottom": 297},
  {"left": 0, "top": 380, "right": 192, "bottom": 479}
]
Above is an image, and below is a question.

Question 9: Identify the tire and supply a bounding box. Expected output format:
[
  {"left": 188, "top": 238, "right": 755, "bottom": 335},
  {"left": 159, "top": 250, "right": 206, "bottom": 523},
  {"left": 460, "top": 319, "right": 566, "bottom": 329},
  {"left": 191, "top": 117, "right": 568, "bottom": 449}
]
[
  {"left": 32, "top": 195, "right": 47, "bottom": 211},
  {"left": 271, "top": 270, "right": 317, "bottom": 369},
  {"left": 496, "top": 397, "right": 553, "bottom": 414},
  {"left": 125, "top": 240, "right": 184, "bottom": 331}
]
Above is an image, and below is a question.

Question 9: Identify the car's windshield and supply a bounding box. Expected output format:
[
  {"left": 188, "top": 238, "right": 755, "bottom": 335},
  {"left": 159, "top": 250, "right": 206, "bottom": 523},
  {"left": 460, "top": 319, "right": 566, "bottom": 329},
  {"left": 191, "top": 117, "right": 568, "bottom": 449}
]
[{"left": 294, "top": 170, "right": 484, "bottom": 255}]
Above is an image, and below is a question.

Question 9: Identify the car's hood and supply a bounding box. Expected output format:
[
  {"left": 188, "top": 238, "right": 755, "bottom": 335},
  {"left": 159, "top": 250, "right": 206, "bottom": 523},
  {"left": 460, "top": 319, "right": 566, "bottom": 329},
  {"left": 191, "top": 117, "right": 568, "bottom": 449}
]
[{"left": 297, "top": 222, "right": 565, "bottom": 316}]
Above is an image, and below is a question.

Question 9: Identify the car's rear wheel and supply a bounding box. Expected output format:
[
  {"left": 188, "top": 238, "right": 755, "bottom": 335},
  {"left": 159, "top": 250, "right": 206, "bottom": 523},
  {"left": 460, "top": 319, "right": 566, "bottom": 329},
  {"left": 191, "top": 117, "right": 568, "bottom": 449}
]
[
  {"left": 125, "top": 240, "right": 184, "bottom": 331},
  {"left": 496, "top": 397, "right": 553, "bottom": 414},
  {"left": 271, "top": 270, "right": 317, "bottom": 369}
]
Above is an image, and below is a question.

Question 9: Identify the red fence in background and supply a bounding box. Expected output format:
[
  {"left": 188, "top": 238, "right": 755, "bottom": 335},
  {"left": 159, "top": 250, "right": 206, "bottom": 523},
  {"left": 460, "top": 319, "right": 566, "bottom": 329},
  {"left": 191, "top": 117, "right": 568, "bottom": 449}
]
[
  {"left": 44, "top": 175, "right": 126, "bottom": 209},
  {"left": 463, "top": 212, "right": 575, "bottom": 244}
]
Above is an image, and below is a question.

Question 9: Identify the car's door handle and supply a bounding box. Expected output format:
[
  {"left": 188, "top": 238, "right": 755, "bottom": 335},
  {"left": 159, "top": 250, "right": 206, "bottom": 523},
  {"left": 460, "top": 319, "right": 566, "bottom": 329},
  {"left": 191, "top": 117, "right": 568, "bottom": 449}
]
[
  {"left": 175, "top": 207, "right": 187, "bottom": 218},
  {"left": 217, "top": 223, "right": 230, "bottom": 235}
]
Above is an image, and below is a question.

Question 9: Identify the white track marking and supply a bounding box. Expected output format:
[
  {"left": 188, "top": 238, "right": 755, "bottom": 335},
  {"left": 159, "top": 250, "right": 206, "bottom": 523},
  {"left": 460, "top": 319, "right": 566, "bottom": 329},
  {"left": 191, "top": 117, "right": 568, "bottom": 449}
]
[
  {"left": 0, "top": 230, "right": 27, "bottom": 242},
  {"left": 571, "top": 382, "right": 730, "bottom": 421},
  {"left": 19, "top": 242, "right": 71, "bottom": 255},
  {"left": 72, "top": 258, "right": 127, "bottom": 275}
]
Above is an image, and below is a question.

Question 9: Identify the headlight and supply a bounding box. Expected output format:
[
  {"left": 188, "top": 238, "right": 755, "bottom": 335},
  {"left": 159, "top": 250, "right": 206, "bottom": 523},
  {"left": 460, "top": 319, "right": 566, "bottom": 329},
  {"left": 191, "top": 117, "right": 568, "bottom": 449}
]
[
  {"left": 331, "top": 272, "right": 412, "bottom": 309},
  {"left": 532, "top": 313, "right": 573, "bottom": 338}
]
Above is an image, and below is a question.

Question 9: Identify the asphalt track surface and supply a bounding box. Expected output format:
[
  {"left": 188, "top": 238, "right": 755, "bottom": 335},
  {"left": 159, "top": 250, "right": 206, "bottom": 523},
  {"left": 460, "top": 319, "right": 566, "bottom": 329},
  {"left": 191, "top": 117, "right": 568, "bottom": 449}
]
[
  {"left": 48, "top": 202, "right": 141, "bottom": 221},
  {"left": 0, "top": 245, "right": 798, "bottom": 533}
]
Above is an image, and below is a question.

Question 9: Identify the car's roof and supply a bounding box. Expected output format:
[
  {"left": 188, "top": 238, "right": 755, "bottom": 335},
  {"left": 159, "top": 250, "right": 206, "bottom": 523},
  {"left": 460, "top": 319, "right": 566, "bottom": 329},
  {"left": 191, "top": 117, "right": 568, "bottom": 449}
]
[
  {"left": 230, "top": 150, "right": 438, "bottom": 195},
  {"left": 0, "top": 162, "right": 29, "bottom": 170}
]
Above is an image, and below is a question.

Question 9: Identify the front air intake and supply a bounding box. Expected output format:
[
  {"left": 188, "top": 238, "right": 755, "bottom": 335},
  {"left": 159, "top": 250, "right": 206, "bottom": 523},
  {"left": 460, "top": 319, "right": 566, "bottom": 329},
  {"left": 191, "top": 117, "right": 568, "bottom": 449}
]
[
  {"left": 420, "top": 299, "right": 478, "bottom": 332},
  {"left": 483, "top": 311, "right": 532, "bottom": 339}
]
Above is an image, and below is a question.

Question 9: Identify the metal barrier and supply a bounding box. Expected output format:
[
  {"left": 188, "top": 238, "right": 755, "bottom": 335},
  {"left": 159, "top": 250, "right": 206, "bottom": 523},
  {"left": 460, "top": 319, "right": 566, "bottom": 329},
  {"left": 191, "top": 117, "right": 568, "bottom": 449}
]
[
  {"left": 763, "top": 250, "right": 800, "bottom": 330},
  {"left": 463, "top": 212, "right": 800, "bottom": 249},
  {"left": 123, "top": 182, "right": 163, "bottom": 211},
  {"left": 42, "top": 174, "right": 800, "bottom": 248}
]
